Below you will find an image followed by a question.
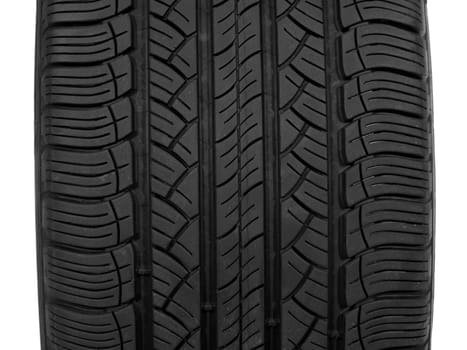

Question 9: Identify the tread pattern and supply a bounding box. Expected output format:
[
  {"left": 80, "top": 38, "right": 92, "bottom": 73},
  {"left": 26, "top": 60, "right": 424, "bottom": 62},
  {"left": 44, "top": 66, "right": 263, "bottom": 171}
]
[
  {"left": 149, "top": 1, "right": 201, "bottom": 349},
  {"left": 36, "top": 0, "right": 434, "bottom": 349},
  {"left": 212, "top": 0, "right": 266, "bottom": 348},
  {"left": 38, "top": 1, "right": 138, "bottom": 349},
  {"left": 334, "top": 0, "right": 433, "bottom": 349},
  {"left": 276, "top": 0, "right": 329, "bottom": 349}
]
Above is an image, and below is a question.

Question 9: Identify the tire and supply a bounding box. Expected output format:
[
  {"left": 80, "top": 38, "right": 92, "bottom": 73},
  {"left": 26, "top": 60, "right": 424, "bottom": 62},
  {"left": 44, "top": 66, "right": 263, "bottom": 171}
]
[{"left": 35, "top": 0, "right": 434, "bottom": 349}]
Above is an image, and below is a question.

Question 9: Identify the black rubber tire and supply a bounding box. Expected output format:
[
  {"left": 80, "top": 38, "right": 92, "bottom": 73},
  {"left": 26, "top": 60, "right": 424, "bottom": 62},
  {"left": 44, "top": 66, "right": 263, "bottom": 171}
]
[{"left": 35, "top": 0, "right": 434, "bottom": 349}]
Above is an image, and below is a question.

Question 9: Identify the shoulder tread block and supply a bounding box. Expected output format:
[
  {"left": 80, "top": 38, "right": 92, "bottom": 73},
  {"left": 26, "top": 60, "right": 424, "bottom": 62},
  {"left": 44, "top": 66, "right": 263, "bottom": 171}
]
[
  {"left": 335, "top": 1, "right": 433, "bottom": 348},
  {"left": 38, "top": 2, "right": 138, "bottom": 347},
  {"left": 45, "top": 245, "right": 135, "bottom": 308},
  {"left": 43, "top": 0, "right": 133, "bottom": 24},
  {"left": 46, "top": 304, "right": 136, "bottom": 350},
  {"left": 341, "top": 24, "right": 427, "bottom": 77},
  {"left": 338, "top": 0, "right": 426, "bottom": 33}
]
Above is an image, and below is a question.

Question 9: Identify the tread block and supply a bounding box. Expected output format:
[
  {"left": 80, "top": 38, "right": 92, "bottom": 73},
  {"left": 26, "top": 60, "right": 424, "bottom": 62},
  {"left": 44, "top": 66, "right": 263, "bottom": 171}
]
[
  {"left": 278, "top": 22, "right": 325, "bottom": 85},
  {"left": 282, "top": 249, "right": 328, "bottom": 317},
  {"left": 344, "top": 156, "right": 431, "bottom": 206},
  {"left": 339, "top": 0, "right": 425, "bottom": 32},
  {"left": 43, "top": 98, "right": 134, "bottom": 148},
  {"left": 151, "top": 144, "right": 199, "bottom": 219},
  {"left": 151, "top": 198, "right": 200, "bottom": 271},
  {"left": 44, "top": 142, "right": 134, "bottom": 198},
  {"left": 279, "top": 69, "right": 327, "bottom": 128},
  {"left": 153, "top": 309, "right": 200, "bottom": 349},
  {"left": 281, "top": 195, "right": 328, "bottom": 255},
  {"left": 149, "top": 17, "right": 197, "bottom": 78},
  {"left": 152, "top": 250, "right": 201, "bottom": 331},
  {"left": 150, "top": 0, "right": 197, "bottom": 35},
  {"left": 152, "top": 248, "right": 200, "bottom": 308},
  {"left": 280, "top": 108, "right": 326, "bottom": 157},
  {"left": 149, "top": 58, "right": 197, "bottom": 108},
  {"left": 342, "top": 71, "right": 429, "bottom": 120},
  {"left": 149, "top": 62, "right": 198, "bottom": 125},
  {"left": 277, "top": 0, "right": 324, "bottom": 37},
  {"left": 341, "top": 24, "right": 427, "bottom": 77},
  {"left": 281, "top": 195, "right": 328, "bottom": 269},
  {"left": 344, "top": 199, "right": 432, "bottom": 258},
  {"left": 44, "top": 193, "right": 135, "bottom": 249},
  {"left": 43, "top": 55, "right": 133, "bottom": 106},
  {"left": 150, "top": 100, "right": 198, "bottom": 151},
  {"left": 43, "top": 0, "right": 133, "bottom": 24},
  {"left": 343, "top": 297, "right": 431, "bottom": 350},
  {"left": 343, "top": 113, "right": 430, "bottom": 162},
  {"left": 45, "top": 245, "right": 135, "bottom": 308},
  {"left": 45, "top": 15, "right": 133, "bottom": 64},
  {"left": 46, "top": 304, "right": 136, "bottom": 350},
  {"left": 282, "top": 145, "right": 327, "bottom": 193},
  {"left": 282, "top": 310, "right": 327, "bottom": 350},
  {"left": 343, "top": 249, "right": 431, "bottom": 306},
  {"left": 280, "top": 150, "right": 328, "bottom": 203}
]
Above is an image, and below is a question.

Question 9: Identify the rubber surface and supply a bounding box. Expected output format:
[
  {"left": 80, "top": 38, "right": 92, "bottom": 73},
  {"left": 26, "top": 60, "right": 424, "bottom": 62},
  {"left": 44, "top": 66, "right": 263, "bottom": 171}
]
[{"left": 35, "top": 0, "right": 434, "bottom": 349}]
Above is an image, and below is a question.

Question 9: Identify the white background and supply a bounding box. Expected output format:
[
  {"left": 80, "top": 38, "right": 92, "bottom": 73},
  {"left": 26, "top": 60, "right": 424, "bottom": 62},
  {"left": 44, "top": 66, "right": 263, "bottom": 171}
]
[{"left": 0, "top": 1, "right": 463, "bottom": 348}]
